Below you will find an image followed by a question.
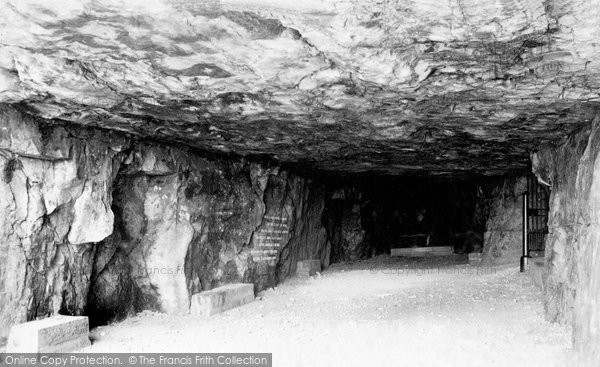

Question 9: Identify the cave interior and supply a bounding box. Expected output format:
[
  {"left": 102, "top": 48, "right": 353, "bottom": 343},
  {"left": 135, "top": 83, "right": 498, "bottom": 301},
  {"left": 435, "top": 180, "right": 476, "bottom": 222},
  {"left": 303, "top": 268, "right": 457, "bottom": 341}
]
[{"left": 1, "top": 0, "right": 600, "bottom": 364}]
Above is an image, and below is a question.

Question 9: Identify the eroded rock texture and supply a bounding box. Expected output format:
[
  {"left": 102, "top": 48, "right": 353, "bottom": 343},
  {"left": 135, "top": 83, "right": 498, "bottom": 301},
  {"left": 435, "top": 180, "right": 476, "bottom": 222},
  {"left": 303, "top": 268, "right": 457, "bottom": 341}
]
[
  {"left": 1, "top": 0, "right": 599, "bottom": 175},
  {"left": 533, "top": 116, "right": 600, "bottom": 364},
  {"left": 0, "top": 105, "right": 126, "bottom": 342},
  {"left": 89, "top": 146, "right": 329, "bottom": 325},
  {"left": 324, "top": 188, "right": 368, "bottom": 262},
  {"left": 0, "top": 105, "right": 330, "bottom": 339},
  {"left": 480, "top": 177, "right": 525, "bottom": 265}
]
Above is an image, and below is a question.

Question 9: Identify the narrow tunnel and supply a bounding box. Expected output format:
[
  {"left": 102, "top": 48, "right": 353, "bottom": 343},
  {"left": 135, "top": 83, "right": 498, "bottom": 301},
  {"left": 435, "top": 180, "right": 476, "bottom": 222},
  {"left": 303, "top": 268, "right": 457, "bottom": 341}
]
[{"left": 1, "top": 1, "right": 600, "bottom": 366}]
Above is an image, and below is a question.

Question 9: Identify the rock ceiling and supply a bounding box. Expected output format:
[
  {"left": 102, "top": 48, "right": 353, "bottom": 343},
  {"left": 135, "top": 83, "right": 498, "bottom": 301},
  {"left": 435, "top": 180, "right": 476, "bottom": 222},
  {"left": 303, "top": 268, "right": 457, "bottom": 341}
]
[{"left": 1, "top": 0, "right": 600, "bottom": 175}]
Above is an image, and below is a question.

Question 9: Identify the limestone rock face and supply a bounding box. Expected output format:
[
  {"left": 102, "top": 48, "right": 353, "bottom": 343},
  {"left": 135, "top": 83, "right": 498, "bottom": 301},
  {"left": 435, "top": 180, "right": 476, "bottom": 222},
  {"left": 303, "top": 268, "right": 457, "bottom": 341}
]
[
  {"left": 86, "top": 144, "right": 329, "bottom": 325},
  {"left": 0, "top": 104, "right": 330, "bottom": 338},
  {"left": 0, "top": 105, "right": 125, "bottom": 342},
  {"left": 534, "top": 117, "right": 600, "bottom": 364},
  {"left": 1, "top": 0, "right": 599, "bottom": 175},
  {"left": 325, "top": 189, "right": 368, "bottom": 262},
  {"left": 481, "top": 177, "right": 525, "bottom": 265}
]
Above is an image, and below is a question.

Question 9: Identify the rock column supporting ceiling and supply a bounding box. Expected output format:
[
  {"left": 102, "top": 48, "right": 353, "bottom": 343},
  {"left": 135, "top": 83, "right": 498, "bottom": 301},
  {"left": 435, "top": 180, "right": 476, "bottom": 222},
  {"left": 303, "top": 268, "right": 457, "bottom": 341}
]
[{"left": 1, "top": 0, "right": 600, "bottom": 175}]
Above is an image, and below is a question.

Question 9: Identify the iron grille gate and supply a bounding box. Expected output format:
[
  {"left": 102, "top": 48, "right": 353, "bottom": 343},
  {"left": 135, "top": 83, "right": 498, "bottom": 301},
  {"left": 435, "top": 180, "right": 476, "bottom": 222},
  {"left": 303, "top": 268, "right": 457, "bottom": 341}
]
[
  {"left": 527, "top": 174, "right": 549, "bottom": 252},
  {"left": 521, "top": 174, "right": 550, "bottom": 271}
]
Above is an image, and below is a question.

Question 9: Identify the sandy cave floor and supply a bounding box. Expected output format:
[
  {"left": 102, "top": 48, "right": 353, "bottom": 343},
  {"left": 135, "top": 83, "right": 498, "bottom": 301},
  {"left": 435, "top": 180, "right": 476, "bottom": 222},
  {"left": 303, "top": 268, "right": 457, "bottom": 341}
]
[{"left": 85, "top": 255, "right": 572, "bottom": 367}]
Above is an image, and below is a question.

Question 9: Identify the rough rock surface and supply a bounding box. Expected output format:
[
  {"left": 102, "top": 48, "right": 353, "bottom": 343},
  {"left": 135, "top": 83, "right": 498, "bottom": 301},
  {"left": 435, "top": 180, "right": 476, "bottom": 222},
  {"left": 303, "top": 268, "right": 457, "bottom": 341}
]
[
  {"left": 480, "top": 177, "right": 525, "bottom": 266},
  {"left": 324, "top": 188, "right": 367, "bottom": 262},
  {"left": 88, "top": 144, "right": 329, "bottom": 325},
  {"left": 0, "top": 104, "right": 330, "bottom": 339},
  {"left": 0, "top": 105, "right": 125, "bottom": 343},
  {"left": 533, "top": 116, "right": 600, "bottom": 365},
  {"left": 1, "top": 0, "right": 599, "bottom": 175}
]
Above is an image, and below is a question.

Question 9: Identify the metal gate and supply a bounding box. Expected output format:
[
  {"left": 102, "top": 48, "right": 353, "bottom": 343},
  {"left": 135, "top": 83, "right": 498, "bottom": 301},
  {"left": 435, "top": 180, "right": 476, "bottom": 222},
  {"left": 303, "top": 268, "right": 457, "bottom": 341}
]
[
  {"left": 527, "top": 174, "right": 549, "bottom": 253},
  {"left": 521, "top": 174, "right": 550, "bottom": 271}
]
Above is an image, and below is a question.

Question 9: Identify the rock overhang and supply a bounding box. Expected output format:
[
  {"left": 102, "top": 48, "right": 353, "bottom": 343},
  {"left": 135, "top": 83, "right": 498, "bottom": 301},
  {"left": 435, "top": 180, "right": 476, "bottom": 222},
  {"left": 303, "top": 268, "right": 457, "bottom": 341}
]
[{"left": 1, "top": 0, "right": 599, "bottom": 176}]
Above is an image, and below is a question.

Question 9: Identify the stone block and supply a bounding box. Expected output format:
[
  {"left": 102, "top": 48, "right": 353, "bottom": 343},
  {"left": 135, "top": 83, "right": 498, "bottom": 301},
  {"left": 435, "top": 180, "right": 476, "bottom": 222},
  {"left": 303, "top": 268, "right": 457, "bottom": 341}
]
[
  {"left": 6, "top": 315, "right": 90, "bottom": 353},
  {"left": 190, "top": 283, "right": 255, "bottom": 317},
  {"left": 296, "top": 260, "right": 321, "bottom": 277},
  {"left": 468, "top": 252, "right": 482, "bottom": 263},
  {"left": 529, "top": 250, "right": 545, "bottom": 258},
  {"left": 391, "top": 246, "right": 454, "bottom": 257}
]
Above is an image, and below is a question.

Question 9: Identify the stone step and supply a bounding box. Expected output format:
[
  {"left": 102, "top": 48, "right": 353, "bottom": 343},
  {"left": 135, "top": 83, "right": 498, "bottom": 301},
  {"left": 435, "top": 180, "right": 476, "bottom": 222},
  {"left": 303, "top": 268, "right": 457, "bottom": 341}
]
[
  {"left": 190, "top": 283, "right": 255, "bottom": 317},
  {"left": 6, "top": 315, "right": 90, "bottom": 353},
  {"left": 296, "top": 260, "right": 321, "bottom": 277},
  {"left": 391, "top": 246, "right": 454, "bottom": 257}
]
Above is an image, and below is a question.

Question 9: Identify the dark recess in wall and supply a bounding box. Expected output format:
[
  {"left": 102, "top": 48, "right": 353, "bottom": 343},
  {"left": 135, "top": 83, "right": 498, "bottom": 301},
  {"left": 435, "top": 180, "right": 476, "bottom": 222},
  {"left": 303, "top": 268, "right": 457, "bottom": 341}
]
[{"left": 321, "top": 176, "right": 523, "bottom": 263}]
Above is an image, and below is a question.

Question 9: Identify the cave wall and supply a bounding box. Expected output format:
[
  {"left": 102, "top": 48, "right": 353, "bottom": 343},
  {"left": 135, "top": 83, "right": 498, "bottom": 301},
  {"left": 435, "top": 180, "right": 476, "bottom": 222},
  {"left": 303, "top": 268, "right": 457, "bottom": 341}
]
[
  {"left": 532, "top": 116, "right": 600, "bottom": 365},
  {"left": 88, "top": 145, "right": 330, "bottom": 325},
  {"left": 323, "top": 188, "right": 368, "bottom": 262},
  {"left": 0, "top": 105, "right": 329, "bottom": 340},
  {"left": 480, "top": 177, "right": 526, "bottom": 266},
  {"left": 0, "top": 105, "right": 126, "bottom": 342}
]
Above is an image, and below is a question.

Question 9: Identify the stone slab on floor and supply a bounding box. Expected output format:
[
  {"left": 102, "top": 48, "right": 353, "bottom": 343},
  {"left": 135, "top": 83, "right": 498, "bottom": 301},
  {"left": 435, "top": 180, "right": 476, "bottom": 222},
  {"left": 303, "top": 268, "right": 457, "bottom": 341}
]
[
  {"left": 6, "top": 315, "right": 90, "bottom": 353},
  {"left": 190, "top": 283, "right": 255, "bottom": 317},
  {"left": 297, "top": 260, "right": 321, "bottom": 277},
  {"left": 529, "top": 250, "right": 545, "bottom": 258},
  {"left": 391, "top": 246, "right": 454, "bottom": 257},
  {"left": 468, "top": 252, "right": 482, "bottom": 264}
]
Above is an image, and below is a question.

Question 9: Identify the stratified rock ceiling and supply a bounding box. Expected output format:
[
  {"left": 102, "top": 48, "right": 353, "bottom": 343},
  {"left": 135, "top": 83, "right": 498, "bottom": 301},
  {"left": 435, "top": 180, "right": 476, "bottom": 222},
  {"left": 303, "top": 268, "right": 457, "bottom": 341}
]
[{"left": 1, "top": 0, "right": 600, "bottom": 175}]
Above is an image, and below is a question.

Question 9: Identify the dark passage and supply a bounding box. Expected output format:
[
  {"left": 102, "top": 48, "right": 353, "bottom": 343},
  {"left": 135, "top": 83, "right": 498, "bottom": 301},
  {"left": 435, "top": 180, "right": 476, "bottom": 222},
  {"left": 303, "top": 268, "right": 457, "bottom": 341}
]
[{"left": 321, "top": 177, "right": 527, "bottom": 263}]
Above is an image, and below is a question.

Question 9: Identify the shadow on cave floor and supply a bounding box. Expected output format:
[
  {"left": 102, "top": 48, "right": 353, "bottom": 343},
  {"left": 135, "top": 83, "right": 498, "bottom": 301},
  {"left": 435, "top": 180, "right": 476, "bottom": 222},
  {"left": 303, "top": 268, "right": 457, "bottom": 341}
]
[
  {"left": 84, "top": 255, "right": 572, "bottom": 367},
  {"left": 328, "top": 253, "right": 470, "bottom": 272}
]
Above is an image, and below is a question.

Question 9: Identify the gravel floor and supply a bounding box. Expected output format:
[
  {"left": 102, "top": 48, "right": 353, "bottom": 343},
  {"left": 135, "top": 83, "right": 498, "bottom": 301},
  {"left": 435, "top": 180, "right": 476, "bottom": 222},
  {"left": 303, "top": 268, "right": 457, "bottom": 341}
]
[{"left": 86, "top": 255, "right": 572, "bottom": 367}]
